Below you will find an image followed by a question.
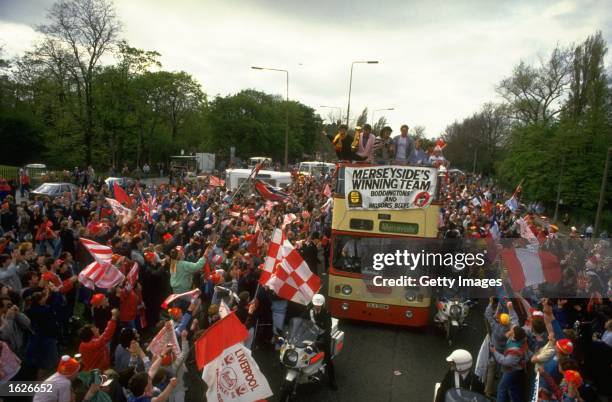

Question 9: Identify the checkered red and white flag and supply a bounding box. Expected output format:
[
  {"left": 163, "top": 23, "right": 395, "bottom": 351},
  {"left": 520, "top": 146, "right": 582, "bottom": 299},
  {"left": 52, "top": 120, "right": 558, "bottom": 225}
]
[{"left": 260, "top": 228, "right": 321, "bottom": 305}]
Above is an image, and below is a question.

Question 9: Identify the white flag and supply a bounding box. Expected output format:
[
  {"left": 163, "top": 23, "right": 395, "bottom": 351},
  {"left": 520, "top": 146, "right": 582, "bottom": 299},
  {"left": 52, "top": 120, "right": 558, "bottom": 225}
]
[
  {"left": 219, "top": 299, "right": 231, "bottom": 318},
  {"left": 202, "top": 343, "right": 273, "bottom": 402},
  {"left": 106, "top": 197, "right": 135, "bottom": 224},
  {"left": 147, "top": 320, "right": 181, "bottom": 358}
]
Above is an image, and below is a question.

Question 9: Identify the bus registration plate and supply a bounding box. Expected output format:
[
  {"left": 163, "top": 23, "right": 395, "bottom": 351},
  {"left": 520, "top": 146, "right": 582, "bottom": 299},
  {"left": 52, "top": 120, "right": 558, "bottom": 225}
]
[{"left": 366, "top": 302, "right": 390, "bottom": 310}]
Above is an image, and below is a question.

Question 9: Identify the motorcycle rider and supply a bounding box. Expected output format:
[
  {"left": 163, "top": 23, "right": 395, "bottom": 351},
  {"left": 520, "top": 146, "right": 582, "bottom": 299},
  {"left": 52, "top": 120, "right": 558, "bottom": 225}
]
[
  {"left": 435, "top": 349, "right": 484, "bottom": 402},
  {"left": 308, "top": 293, "right": 337, "bottom": 390}
]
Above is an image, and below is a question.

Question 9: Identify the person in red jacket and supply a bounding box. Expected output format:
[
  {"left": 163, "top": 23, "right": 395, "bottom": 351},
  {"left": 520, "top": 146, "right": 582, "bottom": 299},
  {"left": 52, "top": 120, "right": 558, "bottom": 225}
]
[
  {"left": 78, "top": 308, "right": 119, "bottom": 371},
  {"left": 116, "top": 283, "right": 141, "bottom": 329}
]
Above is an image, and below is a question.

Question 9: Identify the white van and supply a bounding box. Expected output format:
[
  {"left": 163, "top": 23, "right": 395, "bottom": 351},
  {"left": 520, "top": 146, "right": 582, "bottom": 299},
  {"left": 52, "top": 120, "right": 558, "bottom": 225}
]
[
  {"left": 247, "top": 157, "right": 272, "bottom": 169},
  {"left": 225, "top": 168, "right": 292, "bottom": 191},
  {"left": 297, "top": 161, "right": 335, "bottom": 177}
]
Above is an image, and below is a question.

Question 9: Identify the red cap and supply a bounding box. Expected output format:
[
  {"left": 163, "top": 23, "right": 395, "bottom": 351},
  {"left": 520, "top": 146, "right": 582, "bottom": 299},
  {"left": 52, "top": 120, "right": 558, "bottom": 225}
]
[
  {"left": 163, "top": 233, "right": 173, "bottom": 242},
  {"left": 168, "top": 307, "right": 182, "bottom": 320},
  {"left": 564, "top": 370, "right": 583, "bottom": 387},
  {"left": 91, "top": 293, "right": 106, "bottom": 307},
  {"left": 57, "top": 355, "right": 80, "bottom": 376},
  {"left": 556, "top": 339, "right": 574, "bottom": 355},
  {"left": 144, "top": 252, "right": 156, "bottom": 263}
]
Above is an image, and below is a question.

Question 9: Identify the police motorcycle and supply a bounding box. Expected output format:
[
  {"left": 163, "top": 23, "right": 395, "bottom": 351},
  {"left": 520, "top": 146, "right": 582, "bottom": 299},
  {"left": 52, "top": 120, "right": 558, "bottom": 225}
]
[
  {"left": 434, "top": 295, "right": 474, "bottom": 344},
  {"left": 277, "top": 317, "right": 344, "bottom": 402},
  {"left": 433, "top": 350, "right": 489, "bottom": 402}
]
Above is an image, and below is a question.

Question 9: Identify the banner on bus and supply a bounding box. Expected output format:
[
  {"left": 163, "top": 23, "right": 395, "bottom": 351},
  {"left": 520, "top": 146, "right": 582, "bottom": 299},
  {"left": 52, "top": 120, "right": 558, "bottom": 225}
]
[{"left": 344, "top": 165, "right": 437, "bottom": 210}]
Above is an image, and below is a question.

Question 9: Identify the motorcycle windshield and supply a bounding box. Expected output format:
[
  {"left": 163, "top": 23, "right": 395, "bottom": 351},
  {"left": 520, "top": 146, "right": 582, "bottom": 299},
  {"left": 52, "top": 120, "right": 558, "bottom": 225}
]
[{"left": 285, "top": 317, "right": 323, "bottom": 347}]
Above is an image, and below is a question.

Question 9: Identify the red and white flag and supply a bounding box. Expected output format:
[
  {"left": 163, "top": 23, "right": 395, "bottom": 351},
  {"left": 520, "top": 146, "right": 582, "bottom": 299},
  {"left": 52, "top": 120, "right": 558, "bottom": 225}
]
[
  {"left": 502, "top": 248, "right": 562, "bottom": 292},
  {"left": 126, "top": 262, "right": 139, "bottom": 288},
  {"left": 147, "top": 320, "right": 181, "bottom": 357},
  {"left": 0, "top": 340, "right": 21, "bottom": 384},
  {"left": 161, "top": 289, "right": 201, "bottom": 309},
  {"left": 219, "top": 299, "right": 231, "bottom": 319},
  {"left": 80, "top": 238, "right": 113, "bottom": 264},
  {"left": 78, "top": 261, "right": 125, "bottom": 290},
  {"left": 516, "top": 218, "right": 538, "bottom": 247},
  {"left": 323, "top": 184, "right": 332, "bottom": 198},
  {"left": 209, "top": 176, "right": 225, "bottom": 187},
  {"left": 106, "top": 197, "right": 134, "bottom": 225},
  {"left": 196, "top": 313, "right": 272, "bottom": 402},
  {"left": 282, "top": 213, "right": 297, "bottom": 229},
  {"left": 260, "top": 229, "right": 321, "bottom": 305}
]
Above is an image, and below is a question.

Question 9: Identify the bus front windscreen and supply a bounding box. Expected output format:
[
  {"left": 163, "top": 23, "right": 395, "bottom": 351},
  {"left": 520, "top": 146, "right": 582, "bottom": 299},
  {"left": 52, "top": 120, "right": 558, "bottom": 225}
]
[{"left": 331, "top": 235, "right": 444, "bottom": 276}]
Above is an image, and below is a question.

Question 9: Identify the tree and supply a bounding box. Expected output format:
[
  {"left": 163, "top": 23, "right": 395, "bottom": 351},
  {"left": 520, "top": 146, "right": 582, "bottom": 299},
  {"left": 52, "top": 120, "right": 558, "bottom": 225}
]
[
  {"left": 38, "top": 0, "right": 120, "bottom": 165},
  {"left": 355, "top": 107, "right": 368, "bottom": 128},
  {"left": 497, "top": 46, "right": 571, "bottom": 125},
  {"left": 412, "top": 125, "right": 426, "bottom": 139},
  {"left": 372, "top": 116, "right": 387, "bottom": 135}
]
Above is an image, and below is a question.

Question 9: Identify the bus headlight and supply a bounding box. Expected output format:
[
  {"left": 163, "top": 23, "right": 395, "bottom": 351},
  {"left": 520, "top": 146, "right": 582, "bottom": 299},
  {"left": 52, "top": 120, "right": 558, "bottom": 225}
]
[
  {"left": 341, "top": 285, "right": 352, "bottom": 295},
  {"left": 405, "top": 310, "right": 413, "bottom": 318},
  {"left": 341, "top": 302, "right": 349, "bottom": 311}
]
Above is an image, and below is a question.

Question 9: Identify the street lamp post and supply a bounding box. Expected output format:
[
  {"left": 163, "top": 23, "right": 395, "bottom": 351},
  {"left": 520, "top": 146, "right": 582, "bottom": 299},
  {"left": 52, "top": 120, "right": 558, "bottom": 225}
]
[
  {"left": 251, "top": 66, "right": 289, "bottom": 170},
  {"left": 346, "top": 61, "right": 378, "bottom": 127},
  {"left": 320, "top": 105, "right": 343, "bottom": 123}
]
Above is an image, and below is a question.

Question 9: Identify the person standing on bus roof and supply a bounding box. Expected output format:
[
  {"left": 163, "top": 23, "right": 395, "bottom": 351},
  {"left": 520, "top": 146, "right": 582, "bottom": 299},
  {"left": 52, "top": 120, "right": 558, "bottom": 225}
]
[
  {"left": 324, "top": 124, "right": 353, "bottom": 161},
  {"left": 352, "top": 124, "right": 375, "bottom": 163},
  {"left": 374, "top": 126, "right": 394, "bottom": 164},
  {"left": 392, "top": 124, "right": 415, "bottom": 165}
]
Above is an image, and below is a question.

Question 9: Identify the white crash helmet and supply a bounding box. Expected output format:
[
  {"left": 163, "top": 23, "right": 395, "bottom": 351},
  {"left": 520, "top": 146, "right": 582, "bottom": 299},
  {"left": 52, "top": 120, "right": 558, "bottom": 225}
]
[
  {"left": 446, "top": 349, "right": 472, "bottom": 372},
  {"left": 312, "top": 294, "right": 325, "bottom": 307}
]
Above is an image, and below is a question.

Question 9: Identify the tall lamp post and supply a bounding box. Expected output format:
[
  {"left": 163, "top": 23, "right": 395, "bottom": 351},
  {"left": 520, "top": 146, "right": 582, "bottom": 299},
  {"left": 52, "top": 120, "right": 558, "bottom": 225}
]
[
  {"left": 346, "top": 60, "right": 378, "bottom": 127},
  {"left": 320, "top": 105, "right": 343, "bottom": 123},
  {"left": 251, "top": 66, "right": 289, "bottom": 170}
]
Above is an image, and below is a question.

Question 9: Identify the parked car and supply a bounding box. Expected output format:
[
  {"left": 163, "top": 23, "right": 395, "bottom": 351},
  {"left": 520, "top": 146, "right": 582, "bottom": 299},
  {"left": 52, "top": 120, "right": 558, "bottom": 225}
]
[
  {"left": 30, "top": 182, "right": 78, "bottom": 200},
  {"left": 104, "top": 177, "right": 134, "bottom": 188}
]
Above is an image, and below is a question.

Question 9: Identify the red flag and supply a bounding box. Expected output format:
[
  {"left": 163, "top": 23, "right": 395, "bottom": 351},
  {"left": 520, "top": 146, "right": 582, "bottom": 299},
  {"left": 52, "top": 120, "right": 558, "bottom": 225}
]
[
  {"left": 113, "top": 182, "right": 132, "bottom": 207},
  {"left": 194, "top": 312, "right": 248, "bottom": 370}
]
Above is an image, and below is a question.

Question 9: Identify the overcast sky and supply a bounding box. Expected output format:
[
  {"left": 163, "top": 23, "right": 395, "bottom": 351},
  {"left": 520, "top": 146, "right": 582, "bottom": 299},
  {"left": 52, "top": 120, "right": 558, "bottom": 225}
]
[{"left": 1, "top": 0, "right": 611, "bottom": 136}]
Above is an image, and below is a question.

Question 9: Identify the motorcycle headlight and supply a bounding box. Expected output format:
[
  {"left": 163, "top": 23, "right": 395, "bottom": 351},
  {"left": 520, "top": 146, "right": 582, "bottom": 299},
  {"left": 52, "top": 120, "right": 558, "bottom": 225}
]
[
  {"left": 283, "top": 349, "right": 299, "bottom": 367},
  {"left": 449, "top": 304, "right": 462, "bottom": 319}
]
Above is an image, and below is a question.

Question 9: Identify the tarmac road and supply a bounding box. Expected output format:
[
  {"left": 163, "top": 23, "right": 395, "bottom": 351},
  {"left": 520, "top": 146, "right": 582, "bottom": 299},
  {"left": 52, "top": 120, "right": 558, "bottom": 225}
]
[{"left": 185, "top": 302, "right": 487, "bottom": 402}]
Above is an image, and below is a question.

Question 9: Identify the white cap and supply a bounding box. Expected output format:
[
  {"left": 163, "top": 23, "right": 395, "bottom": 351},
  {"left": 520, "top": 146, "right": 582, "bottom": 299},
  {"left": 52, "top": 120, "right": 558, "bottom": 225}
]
[{"left": 312, "top": 294, "right": 325, "bottom": 307}]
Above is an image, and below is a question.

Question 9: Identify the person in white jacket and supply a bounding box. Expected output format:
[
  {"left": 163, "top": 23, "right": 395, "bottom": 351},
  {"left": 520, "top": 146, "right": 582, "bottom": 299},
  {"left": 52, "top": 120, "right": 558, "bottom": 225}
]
[{"left": 352, "top": 124, "right": 376, "bottom": 163}]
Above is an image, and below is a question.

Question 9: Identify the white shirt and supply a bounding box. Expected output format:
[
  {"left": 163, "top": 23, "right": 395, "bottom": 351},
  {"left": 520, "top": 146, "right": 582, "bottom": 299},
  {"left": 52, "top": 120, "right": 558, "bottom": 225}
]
[
  {"left": 395, "top": 136, "right": 408, "bottom": 161},
  {"left": 33, "top": 373, "right": 72, "bottom": 402}
]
